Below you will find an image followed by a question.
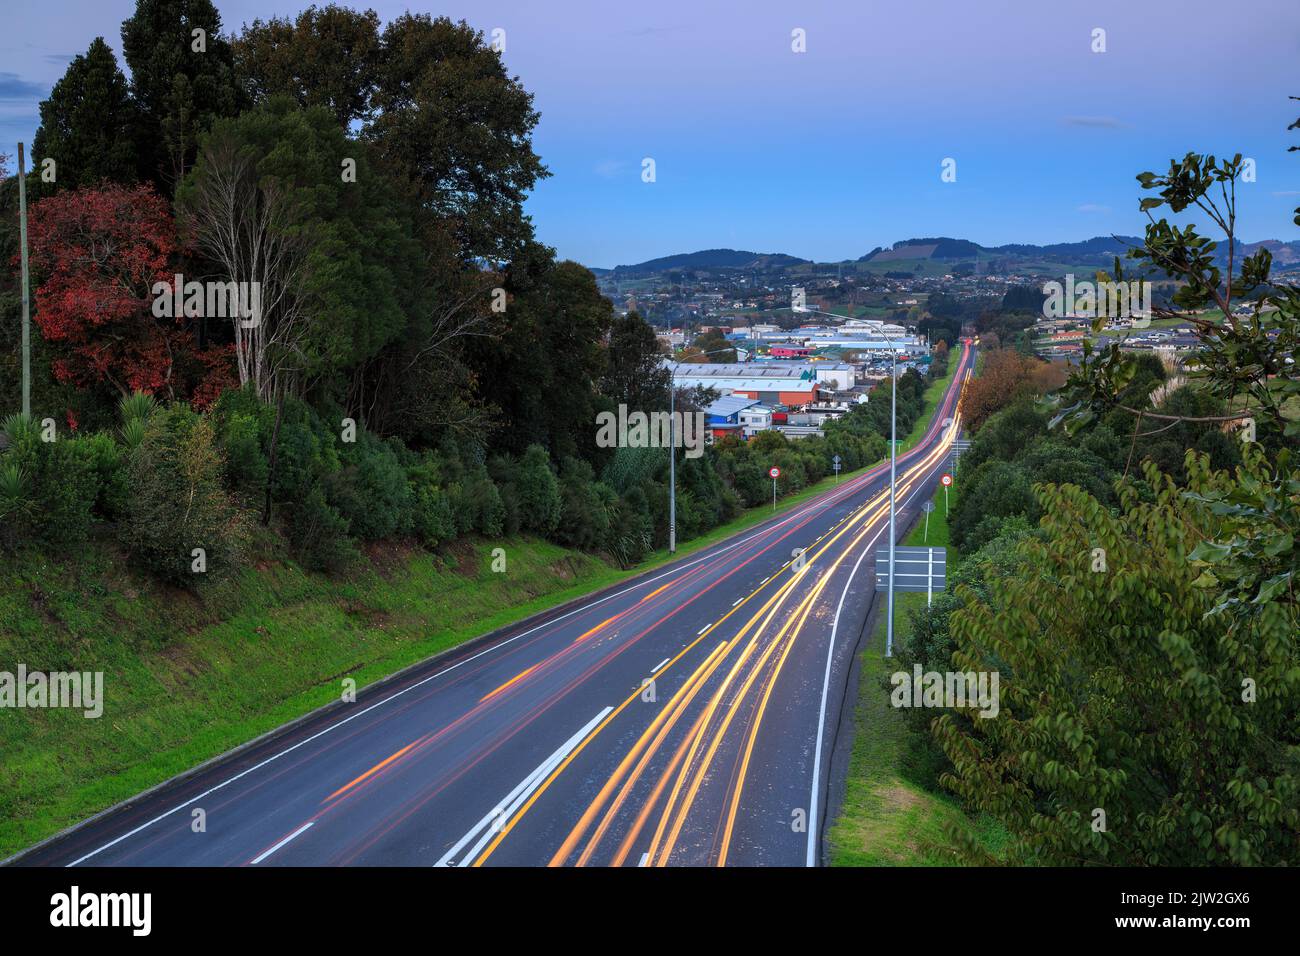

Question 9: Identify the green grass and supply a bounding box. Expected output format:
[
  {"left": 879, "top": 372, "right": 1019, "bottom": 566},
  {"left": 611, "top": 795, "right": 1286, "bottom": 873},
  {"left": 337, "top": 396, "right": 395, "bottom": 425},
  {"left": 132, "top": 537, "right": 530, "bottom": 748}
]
[
  {"left": 0, "top": 365, "right": 967, "bottom": 860},
  {"left": 828, "top": 482, "right": 1009, "bottom": 866},
  {"left": 905, "top": 483, "right": 955, "bottom": 551},
  {"left": 0, "top": 535, "right": 636, "bottom": 858}
]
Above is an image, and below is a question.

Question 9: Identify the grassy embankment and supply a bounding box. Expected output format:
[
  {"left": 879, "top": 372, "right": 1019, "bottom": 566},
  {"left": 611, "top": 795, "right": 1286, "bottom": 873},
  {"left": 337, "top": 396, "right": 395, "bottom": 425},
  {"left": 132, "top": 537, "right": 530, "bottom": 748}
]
[
  {"left": 827, "top": 481, "right": 1008, "bottom": 865},
  {"left": 0, "top": 367, "right": 964, "bottom": 858}
]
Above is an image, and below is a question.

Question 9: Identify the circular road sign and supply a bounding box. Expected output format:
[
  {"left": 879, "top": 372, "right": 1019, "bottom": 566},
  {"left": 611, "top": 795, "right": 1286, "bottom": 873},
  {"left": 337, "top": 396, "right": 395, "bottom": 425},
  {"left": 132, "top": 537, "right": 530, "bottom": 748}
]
[
  {"left": 769, "top": 467, "right": 781, "bottom": 479},
  {"left": 941, "top": 473, "right": 953, "bottom": 487}
]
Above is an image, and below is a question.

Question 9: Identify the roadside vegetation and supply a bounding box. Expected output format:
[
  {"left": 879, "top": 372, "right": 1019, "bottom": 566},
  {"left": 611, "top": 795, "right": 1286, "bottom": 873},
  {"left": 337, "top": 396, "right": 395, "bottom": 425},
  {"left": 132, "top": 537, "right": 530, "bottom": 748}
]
[{"left": 836, "top": 131, "right": 1300, "bottom": 866}]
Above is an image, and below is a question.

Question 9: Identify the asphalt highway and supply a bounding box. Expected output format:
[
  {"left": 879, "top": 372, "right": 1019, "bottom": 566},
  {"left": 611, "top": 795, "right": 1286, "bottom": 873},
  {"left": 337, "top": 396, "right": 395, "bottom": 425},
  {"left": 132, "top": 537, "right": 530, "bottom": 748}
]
[{"left": 17, "top": 342, "right": 974, "bottom": 867}]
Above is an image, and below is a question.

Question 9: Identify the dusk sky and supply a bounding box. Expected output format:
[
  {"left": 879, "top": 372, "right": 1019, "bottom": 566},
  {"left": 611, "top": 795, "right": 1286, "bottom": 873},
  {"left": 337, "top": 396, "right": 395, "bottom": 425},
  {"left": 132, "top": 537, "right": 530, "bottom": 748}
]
[{"left": 4, "top": 0, "right": 1298, "bottom": 267}]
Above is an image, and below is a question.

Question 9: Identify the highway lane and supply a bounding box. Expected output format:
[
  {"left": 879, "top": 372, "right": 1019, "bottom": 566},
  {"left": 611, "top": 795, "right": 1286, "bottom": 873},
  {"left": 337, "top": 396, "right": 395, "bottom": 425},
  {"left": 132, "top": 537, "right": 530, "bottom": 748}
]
[{"left": 15, "top": 343, "right": 973, "bottom": 868}]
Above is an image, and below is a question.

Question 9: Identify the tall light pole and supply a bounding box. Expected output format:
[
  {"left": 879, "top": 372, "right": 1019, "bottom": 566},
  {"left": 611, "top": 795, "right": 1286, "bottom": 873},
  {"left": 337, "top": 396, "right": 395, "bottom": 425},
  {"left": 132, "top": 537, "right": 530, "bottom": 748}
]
[
  {"left": 668, "top": 344, "right": 744, "bottom": 554},
  {"left": 797, "top": 309, "right": 909, "bottom": 656},
  {"left": 18, "top": 143, "right": 31, "bottom": 417}
]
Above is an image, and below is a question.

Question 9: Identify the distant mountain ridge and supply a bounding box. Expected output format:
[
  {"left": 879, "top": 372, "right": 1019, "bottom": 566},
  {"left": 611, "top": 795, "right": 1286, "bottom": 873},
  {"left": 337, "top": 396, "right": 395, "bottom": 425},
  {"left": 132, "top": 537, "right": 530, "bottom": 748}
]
[
  {"left": 610, "top": 249, "right": 810, "bottom": 275},
  {"left": 600, "top": 235, "right": 1300, "bottom": 274}
]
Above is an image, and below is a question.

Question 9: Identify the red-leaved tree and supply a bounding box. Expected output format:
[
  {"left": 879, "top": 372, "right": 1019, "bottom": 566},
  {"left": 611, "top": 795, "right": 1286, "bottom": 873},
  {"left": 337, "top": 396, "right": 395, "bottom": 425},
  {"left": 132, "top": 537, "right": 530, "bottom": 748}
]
[{"left": 25, "top": 182, "right": 234, "bottom": 406}]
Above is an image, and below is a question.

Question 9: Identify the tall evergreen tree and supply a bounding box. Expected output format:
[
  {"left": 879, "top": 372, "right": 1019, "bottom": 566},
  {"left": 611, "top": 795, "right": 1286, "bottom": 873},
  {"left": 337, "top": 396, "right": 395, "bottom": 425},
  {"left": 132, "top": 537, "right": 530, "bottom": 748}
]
[
  {"left": 31, "top": 38, "right": 140, "bottom": 192},
  {"left": 602, "top": 311, "right": 670, "bottom": 413},
  {"left": 121, "top": 0, "right": 242, "bottom": 190}
]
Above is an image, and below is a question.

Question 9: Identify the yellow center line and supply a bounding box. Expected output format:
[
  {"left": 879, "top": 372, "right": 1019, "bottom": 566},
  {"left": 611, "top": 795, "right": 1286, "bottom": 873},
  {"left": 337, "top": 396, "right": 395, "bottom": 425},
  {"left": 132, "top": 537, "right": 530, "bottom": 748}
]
[{"left": 470, "top": 381, "right": 968, "bottom": 866}]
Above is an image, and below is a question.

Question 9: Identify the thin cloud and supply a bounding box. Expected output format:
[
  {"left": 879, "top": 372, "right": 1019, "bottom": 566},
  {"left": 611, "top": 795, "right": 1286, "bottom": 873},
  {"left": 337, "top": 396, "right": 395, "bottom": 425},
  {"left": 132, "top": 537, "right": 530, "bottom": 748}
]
[
  {"left": 1077, "top": 203, "right": 1111, "bottom": 214},
  {"left": 1062, "top": 115, "right": 1127, "bottom": 129},
  {"left": 594, "top": 159, "right": 629, "bottom": 179},
  {"left": 0, "top": 73, "right": 46, "bottom": 100}
]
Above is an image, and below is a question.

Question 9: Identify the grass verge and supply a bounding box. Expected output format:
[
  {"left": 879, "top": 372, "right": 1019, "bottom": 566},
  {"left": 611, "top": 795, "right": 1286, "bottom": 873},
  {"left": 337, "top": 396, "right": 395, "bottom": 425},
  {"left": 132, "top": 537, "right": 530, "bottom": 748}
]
[
  {"left": 827, "top": 482, "right": 1007, "bottom": 865},
  {"left": 1, "top": 370, "right": 965, "bottom": 859}
]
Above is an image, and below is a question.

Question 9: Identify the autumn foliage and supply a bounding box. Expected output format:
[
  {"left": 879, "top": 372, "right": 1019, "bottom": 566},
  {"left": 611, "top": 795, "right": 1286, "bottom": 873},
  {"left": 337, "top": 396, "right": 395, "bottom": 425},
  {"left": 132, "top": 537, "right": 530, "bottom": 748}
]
[
  {"left": 25, "top": 182, "right": 233, "bottom": 406},
  {"left": 961, "top": 350, "right": 1068, "bottom": 432}
]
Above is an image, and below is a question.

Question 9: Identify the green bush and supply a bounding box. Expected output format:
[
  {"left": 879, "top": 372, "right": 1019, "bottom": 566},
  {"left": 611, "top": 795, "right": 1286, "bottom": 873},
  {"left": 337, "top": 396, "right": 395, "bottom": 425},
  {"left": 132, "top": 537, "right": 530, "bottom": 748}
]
[
  {"left": 554, "top": 457, "right": 612, "bottom": 550},
  {"left": 2, "top": 427, "right": 98, "bottom": 549},
  {"left": 287, "top": 484, "right": 357, "bottom": 572},
  {"left": 73, "top": 431, "right": 130, "bottom": 519},
  {"left": 515, "top": 444, "right": 561, "bottom": 535},
  {"left": 123, "top": 406, "right": 251, "bottom": 585},
  {"left": 328, "top": 435, "right": 414, "bottom": 541}
]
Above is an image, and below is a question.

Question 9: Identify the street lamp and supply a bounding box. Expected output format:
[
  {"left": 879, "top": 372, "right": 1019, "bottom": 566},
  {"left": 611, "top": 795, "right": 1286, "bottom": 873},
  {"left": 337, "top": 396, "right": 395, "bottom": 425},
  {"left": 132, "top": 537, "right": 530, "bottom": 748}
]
[
  {"left": 667, "top": 344, "right": 742, "bottom": 554},
  {"left": 797, "top": 308, "right": 910, "bottom": 657}
]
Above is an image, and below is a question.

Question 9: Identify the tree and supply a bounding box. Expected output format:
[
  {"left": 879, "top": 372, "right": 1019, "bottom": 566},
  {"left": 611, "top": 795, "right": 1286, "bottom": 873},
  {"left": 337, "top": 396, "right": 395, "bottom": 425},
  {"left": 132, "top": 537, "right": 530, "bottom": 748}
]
[
  {"left": 467, "top": 253, "right": 612, "bottom": 461},
  {"left": 26, "top": 183, "right": 233, "bottom": 405},
  {"left": 124, "top": 405, "right": 250, "bottom": 584},
  {"left": 962, "top": 349, "right": 1046, "bottom": 432},
  {"left": 366, "top": 13, "right": 549, "bottom": 262},
  {"left": 1054, "top": 118, "right": 1300, "bottom": 633},
  {"left": 178, "top": 99, "right": 417, "bottom": 401},
  {"left": 514, "top": 444, "right": 561, "bottom": 534},
  {"left": 233, "top": 4, "right": 382, "bottom": 128},
  {"left": 31, "top": 38, "right": 140, "bottom": 191},
  {"left": 934, "top": 461, "right": 1299, "bottom": 865},
  {"left": 603, "top": 311, "right": 669, "bottom": 412},
  {"left": 121, "top": 0, "right": 242, "bottom": 189}
]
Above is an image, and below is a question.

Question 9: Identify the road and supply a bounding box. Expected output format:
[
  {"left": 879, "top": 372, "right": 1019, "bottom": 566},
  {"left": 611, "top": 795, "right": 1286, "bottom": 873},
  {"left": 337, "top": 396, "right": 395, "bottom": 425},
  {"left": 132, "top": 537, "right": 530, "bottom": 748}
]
[{"left": 16, "top": 343, "right": 974, "bottom": 868}]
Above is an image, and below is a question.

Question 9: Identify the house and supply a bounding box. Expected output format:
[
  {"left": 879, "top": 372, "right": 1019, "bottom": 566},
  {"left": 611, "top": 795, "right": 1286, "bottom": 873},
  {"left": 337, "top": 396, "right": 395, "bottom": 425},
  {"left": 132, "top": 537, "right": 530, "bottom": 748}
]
[
  {"left": 702, "top": 395, "right": 760, "bottom": 439},
  {"left": 738, "top": 405, "right": 773, "bottom": 437}
]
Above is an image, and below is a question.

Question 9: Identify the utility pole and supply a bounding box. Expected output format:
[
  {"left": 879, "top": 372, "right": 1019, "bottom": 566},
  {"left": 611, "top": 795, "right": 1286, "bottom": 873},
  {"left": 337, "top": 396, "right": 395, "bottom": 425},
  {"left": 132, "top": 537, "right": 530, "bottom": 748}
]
[
  {"left": 885, "top": 344, "right": 897, "bottom": 657},
  {"left": 668, "top": 380, "right": 676, "bottom": 553},
  {"left": 668, "top": 346, "right": 736, "bottom": 555},
  {"left": 801, "top": 309, "right": 903, "bottom": 657},
  {"left": 18, "top": 142, "right": 31, "bottom": 417}
]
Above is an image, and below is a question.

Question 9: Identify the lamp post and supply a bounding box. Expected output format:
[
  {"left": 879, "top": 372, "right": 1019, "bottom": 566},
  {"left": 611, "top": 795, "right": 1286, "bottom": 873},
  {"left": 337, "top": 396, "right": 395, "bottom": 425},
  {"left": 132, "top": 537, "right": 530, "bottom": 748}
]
[
  {"left": 797, "top": 309, "right": 909, "bottom": 656},
  {"left": 668, "top": 344, "right": 741, "bottom": 554}
]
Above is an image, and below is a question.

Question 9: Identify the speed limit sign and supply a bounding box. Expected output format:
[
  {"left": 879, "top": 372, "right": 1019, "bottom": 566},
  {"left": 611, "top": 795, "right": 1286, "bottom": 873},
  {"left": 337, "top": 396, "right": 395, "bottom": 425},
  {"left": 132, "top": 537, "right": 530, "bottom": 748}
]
[
  {"left": 769, "top": 467, "right": 781, "bottom": 479},
  {"left": 941, "top": 473, "right": 952, "bottom": 487}
]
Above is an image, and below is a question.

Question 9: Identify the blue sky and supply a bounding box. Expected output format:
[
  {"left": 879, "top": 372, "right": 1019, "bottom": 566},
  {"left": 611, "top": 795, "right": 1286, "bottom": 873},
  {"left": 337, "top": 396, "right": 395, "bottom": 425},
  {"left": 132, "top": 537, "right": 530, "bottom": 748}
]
[{"left": 4, "top": 0, "right": 1298, "bottom": 267}]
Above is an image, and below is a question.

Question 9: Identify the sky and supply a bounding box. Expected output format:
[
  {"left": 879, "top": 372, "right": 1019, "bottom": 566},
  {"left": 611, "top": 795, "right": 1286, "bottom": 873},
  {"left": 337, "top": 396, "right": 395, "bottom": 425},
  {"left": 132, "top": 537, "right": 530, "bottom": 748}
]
[{"left": 3, "top": 0, "right": 1299, "bottom": 268}]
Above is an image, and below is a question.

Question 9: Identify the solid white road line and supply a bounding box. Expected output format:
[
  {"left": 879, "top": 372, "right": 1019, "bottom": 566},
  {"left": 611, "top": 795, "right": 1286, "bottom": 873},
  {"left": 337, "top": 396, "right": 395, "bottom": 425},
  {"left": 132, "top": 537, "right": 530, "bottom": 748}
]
[
  {"left": 805, "top": 425, "right": 959, "bottom": 866},
  {"left": 435, "top": 707, "right": 613, "bottom": 867},
  {"left": 249, "top": 821, "right": 314, "bottom": 865},
  {"left": 64, "top": 491, "right": 825, "bottom": 867},
  {"left": 65, "top": 356, "right": 966, "bottom": 869}
]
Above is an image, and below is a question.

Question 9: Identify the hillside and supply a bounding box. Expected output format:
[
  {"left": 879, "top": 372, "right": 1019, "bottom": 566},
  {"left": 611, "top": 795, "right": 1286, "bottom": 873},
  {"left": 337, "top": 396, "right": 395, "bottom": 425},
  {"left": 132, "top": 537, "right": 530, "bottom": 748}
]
[
  {"left": 599, "top": 235, "right": 1300, "bottom": 274},
  {"left": 611, "top": 248, "right": 811, "bottom": 274}
]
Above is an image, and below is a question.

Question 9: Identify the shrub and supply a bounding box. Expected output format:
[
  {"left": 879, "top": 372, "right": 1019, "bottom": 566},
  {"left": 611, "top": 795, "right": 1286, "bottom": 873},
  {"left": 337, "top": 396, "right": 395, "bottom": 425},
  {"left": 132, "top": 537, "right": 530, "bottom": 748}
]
[
  {"left": 554, "top": 457, "right": 612, "bottom": 550},
  {"left": 124, "top": 406, "right": 251, "bottom": 585},
  {"left": 2, "top": 427, "right": 98, "bottom": 548},
  {"left": 287, "top": 485, "right": 357, "bottom": 572},
  {"left": 73, "top": 431, "right": 130, "bottom": 519},
  {"left": 328, "top": 435, "right": 414, "bottom": 541},
  {"left": 515, "top": 444, "right": 561, "bottom": 535}
]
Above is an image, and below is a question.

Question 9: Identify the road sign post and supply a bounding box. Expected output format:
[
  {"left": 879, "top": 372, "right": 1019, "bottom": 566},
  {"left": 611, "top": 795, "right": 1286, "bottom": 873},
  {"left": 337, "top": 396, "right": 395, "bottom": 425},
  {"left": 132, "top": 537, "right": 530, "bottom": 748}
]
[
  {"left": 769, "top": 466, "right": 780, "bottom": 511},
  {"left": 941, "top": 472, "right": 952, "bottom": 516},
  {"left": 832, "top": 454, "right": 841, "bottom": 484},
  {"left": 921, "top": 499, "right": 935, "bottom": 543}
]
